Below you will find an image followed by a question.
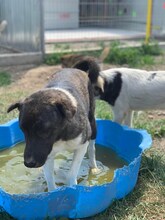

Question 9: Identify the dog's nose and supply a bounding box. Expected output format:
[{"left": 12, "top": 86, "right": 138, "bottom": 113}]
[{"left": 24, "top": 157, "right": 37, "bottom": 168}]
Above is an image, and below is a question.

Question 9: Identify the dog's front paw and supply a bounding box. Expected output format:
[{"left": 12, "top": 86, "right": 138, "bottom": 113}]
[
  {"left": 66, "top": 176, "right": 77, "bottom": 186},
  {"left": 47, "top": 182, "right": 56, "bottom": 191},
  {"left": 90, "top": 167, "right": 101, "bottom": 175}
]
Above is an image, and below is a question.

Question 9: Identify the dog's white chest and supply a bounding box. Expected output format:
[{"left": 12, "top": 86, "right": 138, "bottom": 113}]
[{"left": 48, "top": 134, "right": 83, "bottom": 159}]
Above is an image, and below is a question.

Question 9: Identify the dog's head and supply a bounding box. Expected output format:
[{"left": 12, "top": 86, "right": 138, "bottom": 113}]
[{"left": 7, "top": 90, "right": 77, "bottom": 168}]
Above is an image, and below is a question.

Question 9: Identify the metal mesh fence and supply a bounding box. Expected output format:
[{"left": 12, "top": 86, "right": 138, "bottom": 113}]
[
  {"left": 79, "top": 0, "right": 147, "bottom": 30},
  {"left": 79, "top": 0, "right": 165, "bottom": 35},
  {"left": 0, "top": 0, "right": 164, "bottom": 56},
  {"left": 44, "top": 0, "right": 165, "bottom": 45},
  {"left": 44, "top": 0, "right": 148, "bottom": 44}
]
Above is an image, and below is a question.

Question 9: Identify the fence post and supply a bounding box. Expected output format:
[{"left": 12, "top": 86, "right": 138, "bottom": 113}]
[
  {"left": 39, "top": 0, "right": 45, "bottom": 59},
  {"left": 145, "top": 0, "right": 153, "bottom": 44}
]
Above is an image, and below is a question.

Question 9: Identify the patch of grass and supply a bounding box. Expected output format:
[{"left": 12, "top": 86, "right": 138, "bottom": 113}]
[
  {"left": 44, "top": 49, "right": 101, "bottom": 66},
  {"left": 105, "top": 41, "right": 141, "bottom": 67},
  {"left": 44, "top": 53, "right": 65, "bottom": 65},
  {"left": 89, "top": 149, "right": 165, "bottom": 220},
  {"left": 95, "top": 100, "right": 113, "bottom": 120},
  {"left": 133, "top": 112, "right": 165, "bottom": 138},
  {"left": 0, "top": 90, "right": 29, "bottom": 124},
  {"left": 54, "top": 43, "right": 71, "bottom": 51},
  {"left": 0, "top": 71, "right": 11, "bottom": 87},
  {"left": 96, "top": 101, "right": 165, "bottom": 138},
  {"left": 104, "top": 41, "right": 162, "bottom": 67},
  {"left": 140, "top": 41, "right": 162, "bottom": 56}
]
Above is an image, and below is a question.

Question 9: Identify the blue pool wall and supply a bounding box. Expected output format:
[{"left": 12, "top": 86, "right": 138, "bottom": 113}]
[{"left": 0, "top": 118, "right": 152, "bottom": 219}]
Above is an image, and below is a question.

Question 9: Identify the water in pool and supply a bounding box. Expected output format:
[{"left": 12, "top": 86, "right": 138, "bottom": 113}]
[{"left": 0, "top": 143, "right": 127, "bottom": 194}]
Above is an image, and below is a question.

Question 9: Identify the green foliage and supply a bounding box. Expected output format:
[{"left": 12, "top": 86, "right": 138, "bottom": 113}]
[
  {"left": 140, "top": 41, "right": 162, "bottom": 56},
  {"left": 0, "top": 71, "right": 11, "bottom": 87},
  {"left": 54, "top": 43, "right": 71, "bottom": 51},
  {"left": 95, "top": 100, "right": 113, "bottom": 120},
  {"left": 133, "top": 112, "right": 165, "bottom": 138},
  {"left": 105, "top": 41, "right": 162, "bottom": 67},
  {"left": 106, "top": 46, "right": 141, "bottom": 66},
  {"left": 44, "top": 53, "right": 64, "bottom": 65},
  {"left": 141, "top": 152, "right": 165, "bottom": 185},
  {"left": 44, "top": 50, "right": 101, "bottom": 66},
  {"left": 140, "top": 55, "right": 154, "bottom": 66}
]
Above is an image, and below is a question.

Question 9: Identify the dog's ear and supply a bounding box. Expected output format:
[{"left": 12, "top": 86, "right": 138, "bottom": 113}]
[
  {"left": 56, "top": 103, "right": 77, "bottom": 120},
  {"left": 7, "top": 102, "right": 22, "bottom": 113}
]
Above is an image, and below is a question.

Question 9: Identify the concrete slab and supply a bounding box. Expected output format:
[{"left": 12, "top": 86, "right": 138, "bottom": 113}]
[
  {"left": 0, "top": 52, "right": 43, "bottom": 66},
  {"left": 45, "top": 28, "right": 145, "bottom": 43}
]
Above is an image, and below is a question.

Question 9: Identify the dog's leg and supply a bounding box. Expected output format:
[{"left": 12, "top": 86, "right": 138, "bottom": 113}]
[
  {"left": 88, "top": 139, "right": 98, "bottom": 174},
  {"left": 67, "top": 142, "right": 88, "bottom": 186},
  {"left": 43, "top": 157, "right": 56, "bottom": 191},
  {"left": 88, "top": 110, "right": 98, "bottom": 172},
  {"left": 112, "top": 108, "right": 125, "bottom": 124},
  {"left": 124, "top": 110, "right": 134, "bottom": 127}
]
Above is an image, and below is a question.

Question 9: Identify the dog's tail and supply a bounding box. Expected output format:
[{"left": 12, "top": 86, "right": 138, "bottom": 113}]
[
  {"left": 73, "top": 57, "right": 104, "bottom": 92},
  {"left": 73, "top": 57, "right": 101, "bottom": 84}
]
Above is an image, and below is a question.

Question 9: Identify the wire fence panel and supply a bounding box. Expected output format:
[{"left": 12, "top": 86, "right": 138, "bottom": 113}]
[
  {"left": 44, "top": 0, "right": 148, "bottom": 44},
  {"left": 152, "top": 0, "right": 165, "bottom": 37},
  {"left": 79, "top": 0, "right": 147, "bottom": 32},
  {"left": 0, "top": 0, "right": 43, "bottom": 53},
  {"left": 0, "top": 0, "right": 164, "bottom": 56}
]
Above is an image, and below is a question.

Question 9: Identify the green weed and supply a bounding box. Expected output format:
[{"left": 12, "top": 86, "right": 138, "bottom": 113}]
[
  {"left": 0, "top": 72, "right": 11, "bottom": 87},
  {"left": 140, "top": 41, "right": 162, "bottom": 56},
  {"left": 44, "top": 53, "right": 65, "bottom": 65},
  {"left": 104, "top": 41, "right": 162, "bottom": 67},
  {"left": 44, "top": 49, "right": 101, "bottom": 66}
]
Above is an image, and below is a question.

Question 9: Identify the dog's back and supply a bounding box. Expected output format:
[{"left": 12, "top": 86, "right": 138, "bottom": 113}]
[
  {"left": 48, "top": 68, "right": 90, "bottom": 101},
  {"left": 101, "top": 68, "right": 165, "bottom": 110}
]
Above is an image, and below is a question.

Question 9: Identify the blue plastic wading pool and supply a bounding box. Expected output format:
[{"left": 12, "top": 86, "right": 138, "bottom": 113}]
[{"left": 0, "top": 118, "right": 152, "bottom": 220}]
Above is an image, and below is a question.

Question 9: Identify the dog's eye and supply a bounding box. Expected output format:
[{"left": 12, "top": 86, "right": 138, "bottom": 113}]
[
  {"left": 34, "top": 121, "right": 52, "bottom": 139},
  {"left": 36, "top": 127, "right": 51, "bottom": 139}
]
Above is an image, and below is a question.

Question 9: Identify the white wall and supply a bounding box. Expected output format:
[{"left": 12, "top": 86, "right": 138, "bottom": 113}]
[{"left": 44, "top": 0, "right": 79, "bottom": 30}]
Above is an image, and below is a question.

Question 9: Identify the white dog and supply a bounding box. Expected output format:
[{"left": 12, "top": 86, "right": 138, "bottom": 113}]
[
  {"left": 73, "top": 59, "right": 165, "bottom": 127},
  {"left": 98, "top": 68, "right": 165, "bottom": 127}
]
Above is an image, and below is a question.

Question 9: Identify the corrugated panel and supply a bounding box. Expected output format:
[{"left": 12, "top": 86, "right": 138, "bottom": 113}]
[{"left": 0, "top": 0, "right": 43, "bottom": 52}]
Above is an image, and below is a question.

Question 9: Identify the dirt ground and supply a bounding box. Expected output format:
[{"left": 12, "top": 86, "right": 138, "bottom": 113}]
[{"left": 0, "top": 63, "right": 165, "bottom": 152}]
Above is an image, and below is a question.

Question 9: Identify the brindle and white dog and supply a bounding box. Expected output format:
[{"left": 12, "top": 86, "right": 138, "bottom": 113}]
[
  {"left": 7, "top": 68, "right": 97, "bottom": 191},
  {"left": 73, "top": 59, "right": 165, "bottom": 127}
]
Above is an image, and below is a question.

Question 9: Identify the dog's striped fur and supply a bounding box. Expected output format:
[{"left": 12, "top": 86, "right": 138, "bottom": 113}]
[{"left": 7, "top": 68, "right": 97, "bottom": 191}]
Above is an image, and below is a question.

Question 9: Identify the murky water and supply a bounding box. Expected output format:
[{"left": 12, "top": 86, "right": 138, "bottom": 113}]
[{"left": 0, "top": 143, "right": 127, "bottom": 194}]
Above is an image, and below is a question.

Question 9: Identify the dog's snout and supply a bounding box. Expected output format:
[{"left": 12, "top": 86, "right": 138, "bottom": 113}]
[{"left": 24, "top": 157, "right": 37, "bottom": 168}]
